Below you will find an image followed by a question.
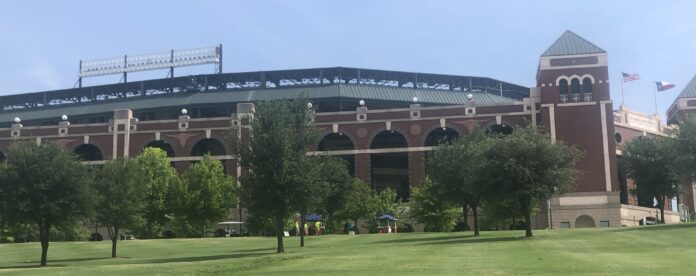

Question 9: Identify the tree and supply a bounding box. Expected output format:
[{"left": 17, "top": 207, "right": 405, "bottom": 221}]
[
  {"left": 315, "top": 156, "right": 352, "bottom": 234},
  {"left": 135, "top": 147, "right": 178, "bottom": 239},
  {"left": 174, "top": 155, "right": 237, "bottom": 237},
  {"left": 427, "top": 129, "right": 489, "bottom": 236},
  {"left": 291, "top": 155, "right": 351, "bottom": 247},
  {"left": 410, "top": 177, "right": 459, "bottom": 232},
  {"left": 622, "top": 136, "right": 681, "bottom": 224},
  {"left": 290, "top": 156, "right": 330, "bottom": 247},
  {"left": 0, "top": 141, "right": 93, "bottom": 266},
  {"left": 237, "top": 99, "right": 319, "bottom": 253},
  {"left": 336, "top": 179, "right": 374, "bottom": 234},
  {"left": 94, "top": 159, "right": 147, "bottom": 258},
  {"left": 479, "top": 126, "right": 579, "bottom": 237}
]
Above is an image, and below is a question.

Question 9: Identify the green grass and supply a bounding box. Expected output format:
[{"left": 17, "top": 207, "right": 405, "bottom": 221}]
[{"left": 1, "top": 224, "right": 695, "bottom": 275}]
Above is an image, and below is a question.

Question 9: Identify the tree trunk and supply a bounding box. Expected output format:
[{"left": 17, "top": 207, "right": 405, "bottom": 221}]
[
  {"left": 300, "top": 213, "right": 306, "bottom": 247},
  {"left": 462, "top": 205, "right": 469, "bottom": 231},
  {"left": 275, "top": 215, "right": 285, "bottom": 253},
  {"left": 472, "top": 203, "right": 480, "bottom": 236},
  {"left": 327, "top": 212, "right": 335, "bottom": 234},
  {"left": 111, "top": 226, "right": 119, "bottom": 258},
  {"left": 39, "top": 222, "right": 50, "bottom": 267},
  {"left": 520, "top": 197, "right": 533, "bottom": 237},
  {"left": 353, "top": 219, "right": 359, "bottom": 234},
  {"left": 146, "top": 222, "right": 152, "bottom": 239},
  {"left": 659, "top": 195, "right": 666, "bottom": 224}
]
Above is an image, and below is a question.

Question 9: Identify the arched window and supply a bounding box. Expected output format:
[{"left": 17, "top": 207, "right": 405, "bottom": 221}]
[
  {"left": 144, "top": 140, "right": 175, "bottom": 157},
  {"left": 370, "top": 130, "right": 410, "bottom": 201},
  {"left": 424, "top": 127, "right": 459, "bottom": 147},
  {"left": 318, "top": 133, "right": 355, "bottom": 176},
  {"left": 191, "top": 138, "right": 226, "bottom": 156},
  {"left": 582, "top": 77, "right": 592, "bottom": 94},
  {"left": 558, "top": 79, "right": 569, "bottom": 94},
  {"left": 570, "top": 78, "right": 581, "bottom": 94},
  {"left": 489, "top": 124, "right": 513, "bottom": 135},
  {"left": 74, "top": 144, "right": 103, "bottom": 161}
]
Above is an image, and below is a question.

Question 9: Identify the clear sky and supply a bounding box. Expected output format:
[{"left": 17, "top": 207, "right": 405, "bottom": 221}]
[{"left": 1, "top": 0, "right": 694, "bottom": 118}]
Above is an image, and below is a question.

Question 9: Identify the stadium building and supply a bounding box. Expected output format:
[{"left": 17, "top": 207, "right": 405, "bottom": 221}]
[{"left": 0, "top": 31, "right": 692, "bottom": 229}]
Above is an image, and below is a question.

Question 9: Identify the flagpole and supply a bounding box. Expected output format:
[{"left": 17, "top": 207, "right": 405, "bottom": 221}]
[
  {"left": 653, "top": 81, "right": 658, "bottom": 116},
  {"left": 620, "top": 72, "right": 625, "bottom": 107}
]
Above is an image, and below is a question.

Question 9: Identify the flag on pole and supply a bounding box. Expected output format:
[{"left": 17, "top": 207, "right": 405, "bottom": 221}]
[
  {"left": 656, "top": 81, "right": 676, "bottom": 92},
  {"left": 622, "top": 72, "right": 640, "bottom": 82}
]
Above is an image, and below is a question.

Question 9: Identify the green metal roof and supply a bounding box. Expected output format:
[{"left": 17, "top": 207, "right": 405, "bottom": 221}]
[
  {"left": 541, "top": 31, "right": 606, "bottom": 57},
  {"left": 678, "top": 74, "right": 696, "bottom": 98},
  {"left": 0, "top": 85, "right": 519, "bottom": 123}
]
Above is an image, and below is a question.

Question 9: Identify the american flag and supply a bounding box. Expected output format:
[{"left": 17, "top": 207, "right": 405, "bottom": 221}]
[{"left": 622, "top": 72, "right": 640, "bottom": 82}]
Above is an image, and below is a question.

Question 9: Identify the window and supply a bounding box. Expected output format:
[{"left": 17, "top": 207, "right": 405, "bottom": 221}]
[
  {"left": 560, "top": 222, "right": 571, "bottom": 228},
  {"left": 615, "top": 133, "right": 622, "bottom": 143},
  {"left": 559, "top": 79, "right": 569, "bottom": 94},
  {"left": 571, "top": 78, "right": 581, "bottom": 94},
  {"left": 600, "top": 221, "right": 610, "bottom": 227},
  {"left": 582, "top": 77, "right": 593, "bottom": 94}
]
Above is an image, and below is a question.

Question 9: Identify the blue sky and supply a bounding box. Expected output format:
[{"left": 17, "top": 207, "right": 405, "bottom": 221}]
[{"left": 1, "top": 0, "right": 694, "bottom": 118}]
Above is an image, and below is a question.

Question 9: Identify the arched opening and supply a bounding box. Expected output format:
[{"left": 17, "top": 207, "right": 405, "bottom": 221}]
[
  {"left": 488, "top": 124, "right": 513, "bottom": 135},
  {"left": 582, "top": 78, "right": 592, "bottom": 94},
  {"left": 191, "top": 138, "right": 226, "bottom": 156},
  {"left": 570, "top": 78, "right": 581, "bottom": 94},
  {"left": 575, "top": 215, "right": 596, "bottom": 228},
  {"left": 318, "top": 133, "right": 355, "bottom": 176},
  {"left": 144, "top": 140, "right": 176, "bottom": 157},
  {"left": 558, "top": 79, "right": 569, "bottom": 94},
  {"left": 371, "top": 130, "right": 410, "bottom": 201},
  {"left": 190, "top": 138, "right": 227, "bottom": 172},
  {"left": 74, "top": 144, "right": 103, "bottom": 161},
  {"left": 424, "top": 127, "right": 459, "bottom": 147}
]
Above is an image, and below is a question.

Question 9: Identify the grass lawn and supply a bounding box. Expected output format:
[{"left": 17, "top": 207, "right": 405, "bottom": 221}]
[{"left": 1, "top": 223, "right": 695, "bottom": 275}]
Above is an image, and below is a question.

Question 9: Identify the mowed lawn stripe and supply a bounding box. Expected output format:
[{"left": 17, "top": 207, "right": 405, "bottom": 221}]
[{"left": 1, "top": 224, "right": 695, "bottom": 275}]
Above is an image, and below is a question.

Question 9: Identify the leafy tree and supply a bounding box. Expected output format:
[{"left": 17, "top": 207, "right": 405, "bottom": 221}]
[
  {"left": 316, "top": 156, "right": 352, "bottom": 235},
  {"left": 291, "top": 156, "right": 330, "bottom": 247},
  {"left": 410, "top": 177, "right": 459, "bottom": 232},
  {"left": 135, "top": 147, "right": 178, "bottom": 239},
  {"left": 372, "top": 188, "right": 399, "bottom": 218},
  {"left": 291, "top": 155, "right": 351, "bottom": 247},
  {"left": 237, "top": 99, "right": 319, "bottom": 253},
  {"left": 0, "top": 141, "right": 93, "bottom": 266},
  {"left": 479, "top": 126, "right": 579, "bottom": 237},
  {"left": 174, "top": 155, "right": 237, "bottom": 237},
  {"left": 427, "top": 129, "right": 489, "bottom": 235},
  {"left": 94, "top": 158, "right": 147, "bottom": 258},
  {"left": 336, "top": 179, "right": 374, "bottom": 234},
  {"left": 622, "top": 136, "right": 681, "bottom": 224},
  {"left": 675, "top": 114, "right": 696, "bottom": 178}
]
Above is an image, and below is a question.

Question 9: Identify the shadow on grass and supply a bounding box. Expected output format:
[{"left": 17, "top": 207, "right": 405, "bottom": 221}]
[
  {"left": 373, "top": 233, "right": 528, "bottom": 246},
  {"left": 144, "top": 252, "right": 272, "bottom": 264},
  {"left": 611, "top": 223, "right": 696, "bottom": 232},
  {"left": 0, "top": 264, "right": 67, "bottom": 270},
  {"left": 21, "top": 257, "right": 111, "bottom": 264},
  {"left": 424, "top": 236, "right": 523, "bottom": 245},
  {"left": 372, "top": 234, "right": 472, "bottom": 244}
]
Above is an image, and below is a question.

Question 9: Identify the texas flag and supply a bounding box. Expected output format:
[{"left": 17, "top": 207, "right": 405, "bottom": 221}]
[{"left": 656, "top": 81, "right": 676, "bottom": 92}]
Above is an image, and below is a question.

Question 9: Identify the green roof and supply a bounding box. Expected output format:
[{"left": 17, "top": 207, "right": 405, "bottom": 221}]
[
  {"left": 678, "top": 75, "right": 696, "bottom": 98},
  {"left": 0, "top": 84, "right": 519, "bottom": 123},
  {"left": 541, "top": 31, "right": 606, "bottom": 57}
]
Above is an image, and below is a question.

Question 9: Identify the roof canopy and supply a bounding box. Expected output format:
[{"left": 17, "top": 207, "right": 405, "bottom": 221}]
[
  {"left": 377, "top": 214, "right": 397, "bottom": 221},
  {"left": 542, "top": 30, "right": 606, "bottom": 57},
  {"left": 677, "top": 74, "right": 696, "bottom": 99}
]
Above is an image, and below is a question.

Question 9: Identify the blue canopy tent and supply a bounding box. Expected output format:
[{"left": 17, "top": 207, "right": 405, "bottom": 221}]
[
  {"left": 306, "top": 214, "right": 324, "bottom": 235},
  {"left": 377, "top": 214, "right": 398, "bottom": 234}
]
